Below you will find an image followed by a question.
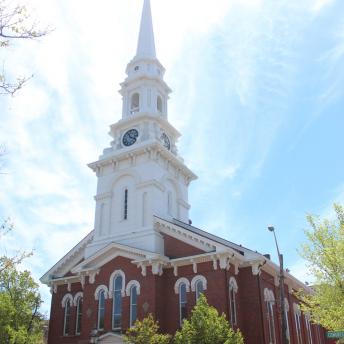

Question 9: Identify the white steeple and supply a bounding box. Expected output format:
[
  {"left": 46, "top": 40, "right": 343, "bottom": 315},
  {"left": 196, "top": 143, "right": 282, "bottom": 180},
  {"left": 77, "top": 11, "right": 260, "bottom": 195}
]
[
  {"left": 85, "top": 0, "right": 197, "bottom": 258},
  {"left": 136, "top": 0, "right": 156, "bottom": 59}
]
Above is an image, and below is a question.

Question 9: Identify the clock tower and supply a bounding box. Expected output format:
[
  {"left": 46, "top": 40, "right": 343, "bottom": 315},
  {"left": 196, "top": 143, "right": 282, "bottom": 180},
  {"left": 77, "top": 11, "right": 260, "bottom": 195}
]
[{"left": 85, "top": 0, "right": 197, "bottom": 258}]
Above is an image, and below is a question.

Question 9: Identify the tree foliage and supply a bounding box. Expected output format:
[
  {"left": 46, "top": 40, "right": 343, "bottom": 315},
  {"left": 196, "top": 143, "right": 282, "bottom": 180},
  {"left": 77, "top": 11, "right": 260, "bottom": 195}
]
[
  {"left": 0, "top": 0, "right": 49, "bottom": 95},
  {"left": 298, "top": 203, "right": 344, "bottom": 330},
  {"left": 0, "top": 259, "right": 44, "bottom": 343},
  {"left": 124, "top": 314, "right": 172, "bottom": 344},
  {"left": 174, "top": 294, "right": 244, "bottom": 344}
]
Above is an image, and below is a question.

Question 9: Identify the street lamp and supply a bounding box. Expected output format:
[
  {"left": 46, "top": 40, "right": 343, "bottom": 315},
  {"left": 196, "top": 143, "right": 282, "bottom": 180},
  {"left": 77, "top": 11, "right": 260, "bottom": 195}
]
[{"left": 268, "top": 225, "right": 289, "bottom": 344}]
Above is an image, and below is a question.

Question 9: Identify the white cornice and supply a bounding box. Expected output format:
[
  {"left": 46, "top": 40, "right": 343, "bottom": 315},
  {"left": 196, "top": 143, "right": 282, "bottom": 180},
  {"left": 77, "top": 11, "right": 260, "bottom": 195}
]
[{"left": 88, "top": 141, "right": 197, "bottom": 182}]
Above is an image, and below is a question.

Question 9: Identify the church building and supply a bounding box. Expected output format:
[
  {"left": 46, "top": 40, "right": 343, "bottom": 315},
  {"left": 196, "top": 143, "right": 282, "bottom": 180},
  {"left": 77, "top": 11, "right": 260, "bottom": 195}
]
[{"left": 41, "top": 1, "right": 329, "bottom": 343}]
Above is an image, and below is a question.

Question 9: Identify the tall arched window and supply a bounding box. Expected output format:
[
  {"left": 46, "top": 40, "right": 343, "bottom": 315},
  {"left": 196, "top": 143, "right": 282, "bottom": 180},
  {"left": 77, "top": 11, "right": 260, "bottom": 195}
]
[
  {"left": 63, "top": 299, "right": 71, "bottom": 336},
  {"left": 157, "top": 95, "right": 163, "bottom": 113},
  {"left": 294, "top": 303, "right": 303, "bottom": 344},
  {"left": 98, "top": 290, "right": 105, "bottom": 330},
  {"left": 229, "top": 277, "right": 238, "bottom": 327},
  {"left": 284, "top": 298, "right": 291, "bottom": 343},
  {"left": 195, "top": 280, "right": 203, "bottom": 300},
  {"left": 131, "top": 93, "right": 140, "bottom": 114},
  {"left": 124, "top": 189, "right": 128, "bottom": 220},
  {"left": 112, "top": 275, "right": 123, "bottom": 330},
  {"left": 179, "top": 283, "right": 187, "bottom": 326},
  {"left": 130, "top": 286, "right": 138, "bottom": 327},
  {"left": 305, "top": 314, "right": 313, "bottom": 344},
  {"left": 75, "top": 296, "right": 83, "bottom": 335},
  {"left": 264, "top": 288, "right": 276, "bottom": 344}
]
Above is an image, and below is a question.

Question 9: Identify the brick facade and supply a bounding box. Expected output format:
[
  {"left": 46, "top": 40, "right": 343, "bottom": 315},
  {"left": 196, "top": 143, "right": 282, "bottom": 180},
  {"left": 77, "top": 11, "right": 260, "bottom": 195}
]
[{"left": 47, "top": 236, "right": 328, "bottom": 344}]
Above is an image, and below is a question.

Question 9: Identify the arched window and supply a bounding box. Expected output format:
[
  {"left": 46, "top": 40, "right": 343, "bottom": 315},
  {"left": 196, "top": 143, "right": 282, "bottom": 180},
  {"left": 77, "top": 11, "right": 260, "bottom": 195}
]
[
  {"left": 179, "top": 283, "right": 187, "bottom": 326},
  {"left": 294, "top": 303, "right": 303, "bottom": 344},
  {"left": 130, "top": 93, "right": 140, "bottom": 114},
  {"left": 61, "top": 294, "right": 73, "bottom": 336},
  {"left": 75, "top": 296, "right": 83, "bottom": 335},
  {"left": 112, "top": 275, "right": 123, "bottom": 330},
  {"left": 229, "top": 277, "right": 238, "bottom": 327},
  {"left": 157, "top": 95, "right": 163, "bottom": 113},
  {"left": 63, "top": 299, "right": 71, "bottom": 336},
  {"left": 284, "top": 298, "right": 291, "bottom": 343},
  {"left": 124, "top": 189, "right": 128, "bottom": 220},
  {"left": 191, "top": 275, "right": 207, "bottom": 301},
  {"left": 130, "top": 286, "right": 138, "bottom": 327},
  {"left": 264, "top": 288, "right": 276, "bottom": 344},
  {"left": 98, "top": 290, "right": 105, "bottom": 330},
  {"left": 305, "top": 314, "right": 313, "bottom": 344}
]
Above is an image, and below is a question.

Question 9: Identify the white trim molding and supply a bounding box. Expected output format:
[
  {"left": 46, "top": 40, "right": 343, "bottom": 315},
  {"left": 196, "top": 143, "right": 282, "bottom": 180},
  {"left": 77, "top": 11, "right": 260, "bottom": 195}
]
[
  {"left": 191, "top": 275, "right": 207, "bottom": 292},
  {"left": 174, "top": 277, "right": 190, "bottom": 294},
  {"left": 95, "top": 285, "right": 109, "bottom": 300},
  {"left": 229, "top": 276, "right": 238, "bottom": 293},
  {"left": 61, "top": 293, "right": 73, "bottom": 308},
  {"left": 264, "top": 288, "right": 275, "bottom": 303},
  {"left": 73, "top": 292, "right": 83, "bottom": 306},
  {"left": 126, "top": 280, "right": 141, "bottom": 296},
  {"left": 109, "top": 270, "right": 126, "bottom": 298}
]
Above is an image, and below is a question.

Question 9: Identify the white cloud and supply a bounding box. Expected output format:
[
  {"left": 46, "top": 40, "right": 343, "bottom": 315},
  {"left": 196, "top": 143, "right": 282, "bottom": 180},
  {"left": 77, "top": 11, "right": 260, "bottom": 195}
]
[{"left": 311, "top": 0, "right": 335, "bottom": 12}]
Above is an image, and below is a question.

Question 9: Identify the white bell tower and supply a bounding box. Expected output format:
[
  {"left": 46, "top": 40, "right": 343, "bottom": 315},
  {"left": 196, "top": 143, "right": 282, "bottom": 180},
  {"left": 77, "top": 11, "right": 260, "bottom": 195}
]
[{"left": 85, "top": 0, "right": 197, "bottom": 258}]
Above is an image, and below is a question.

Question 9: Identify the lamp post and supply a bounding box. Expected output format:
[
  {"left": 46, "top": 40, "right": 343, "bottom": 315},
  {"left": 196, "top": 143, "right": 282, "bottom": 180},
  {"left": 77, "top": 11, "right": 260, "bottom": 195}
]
[{"left": 268, "top": 225, "right": 288, "bottom": 344}]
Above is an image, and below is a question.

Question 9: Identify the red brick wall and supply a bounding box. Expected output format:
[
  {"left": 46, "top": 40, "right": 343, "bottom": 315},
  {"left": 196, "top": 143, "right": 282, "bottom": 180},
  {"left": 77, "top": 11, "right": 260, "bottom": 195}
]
[{"left": 48, "top": 253, "right": 330, "bottom": 344}]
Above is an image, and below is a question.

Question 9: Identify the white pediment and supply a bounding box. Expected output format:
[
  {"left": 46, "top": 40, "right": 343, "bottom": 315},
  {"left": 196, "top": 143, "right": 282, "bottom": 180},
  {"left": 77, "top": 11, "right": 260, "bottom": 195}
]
[
  {"left": 98, "top": 332, "right": 124, "bottom": 344},
  {"left": 71, "top": 241, "right": 167, "bottom": 274}
]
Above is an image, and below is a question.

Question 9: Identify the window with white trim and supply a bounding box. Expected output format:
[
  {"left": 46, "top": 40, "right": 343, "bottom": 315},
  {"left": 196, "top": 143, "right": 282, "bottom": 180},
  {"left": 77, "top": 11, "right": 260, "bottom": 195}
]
[
  {"left": 284, "top": 298, "right": 291, "bottom": 343},
  {"left": 294, "top": 303, "right": 303, "bottom": 344},
  {"left": 305, "top": 314, "right": 313, "bottom": 344},
  {"left": 179, "top": 283, "right": 187, "bottom": 326},
  {"left": 75, "top": 296, "right": 83, "bottom": 335},
  {"left": 157, "top": 95, "right": 163, "bottom": 113},
  {"left": 191, "top": 275, "right": 207, "bottom": 302},
  {"left": 130, "top": 93, "right": 140, "bottom": 114},
  {"left": 112, "top": 275, "right": 123, "bottom": 330},
  {"left": 229, "top": 277, "right": 238, "bottom": 327},
  {"left": 97, "top": 290, "right": 105, "bottom": 330},
  {"left": 130, "top": 285, "right": 138, "bottom": 327},
  {"left": 63, "top": 299, "right": 71, "bottom": 336},
  {"left": 264, "top": 288, "right": 276, "bottom": 344}
]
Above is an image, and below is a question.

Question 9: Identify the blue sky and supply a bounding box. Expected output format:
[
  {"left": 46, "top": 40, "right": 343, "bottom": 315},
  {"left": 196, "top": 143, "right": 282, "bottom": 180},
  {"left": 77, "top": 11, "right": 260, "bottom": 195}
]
[{"left": 1, "top": 0, "right": 343, "bottom": 315}]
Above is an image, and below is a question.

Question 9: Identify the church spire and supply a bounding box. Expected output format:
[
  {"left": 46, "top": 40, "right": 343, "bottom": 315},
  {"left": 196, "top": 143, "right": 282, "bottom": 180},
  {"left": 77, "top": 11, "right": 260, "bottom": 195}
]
[{"left": 136, "top": 0, "right": 156, "bottom": 59}]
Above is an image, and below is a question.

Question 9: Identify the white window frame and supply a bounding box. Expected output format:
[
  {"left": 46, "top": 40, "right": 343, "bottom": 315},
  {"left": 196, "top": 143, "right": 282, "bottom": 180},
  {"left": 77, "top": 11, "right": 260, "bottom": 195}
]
[
  {"left": 112, "top": 274, "right": 123, "bottom": 330},
  {"left": 63, "top": 299, "right": 71, "bottom": 336},
  {"left": 129, "top": 285, "right": 138, "bottom": 327},
  {"left": 179, "top": 282, "right": 187, "bottom": 327},
  {"left": 75, "top": 296, "right": 83, "bottom": 335},
  {"left": 191, "top": 275, "right": 207, "bottom": 301},
  {"left": 294, "top": 303, "right": 303, "bottom": 344},
  {"left": 229, "top": 277, "right": 238, "bottom": 327},
  {"left": 97, "top": 290, "right": 105, "bottom": 330},
  {"left": 284, "top": 298, "right": 291, "bottom": 343},
  {"left": 305, "top": 314, "right": 313, "bottom": 344},
  {"left": 264, "top": 288, "right": 276, "bottom": 344}
]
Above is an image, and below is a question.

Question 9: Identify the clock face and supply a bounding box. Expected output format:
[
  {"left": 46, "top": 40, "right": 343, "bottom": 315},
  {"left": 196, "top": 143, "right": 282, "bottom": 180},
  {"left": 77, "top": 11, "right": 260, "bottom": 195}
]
[
  {"left": 161, "top": 133, "right": 171, "bottom": 150},
  {"left": 122, "top": 129, "right": 139, "bottom": 147}
]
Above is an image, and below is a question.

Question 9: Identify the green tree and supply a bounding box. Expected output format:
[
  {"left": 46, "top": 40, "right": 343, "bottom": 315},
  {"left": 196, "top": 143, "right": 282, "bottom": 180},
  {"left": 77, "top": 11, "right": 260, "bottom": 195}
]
[
  {"left": 174, "top": 294, "right": 244, "bottom": 344},
  {"left": 0, "top": 0, "right": 48, "bottom": 95},
  {"left": 124, "top": 314, "right": 172, "bottom": 344},
  {"left": 0, "top": 258, "right": 44, "bottom": 344},
  {"left": 298, "top": 203, "right": 344, "bottom": 331}
]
